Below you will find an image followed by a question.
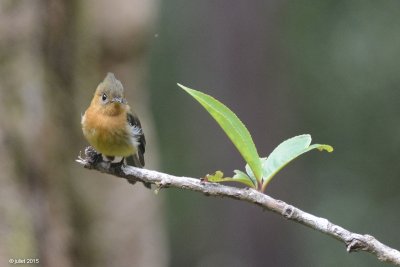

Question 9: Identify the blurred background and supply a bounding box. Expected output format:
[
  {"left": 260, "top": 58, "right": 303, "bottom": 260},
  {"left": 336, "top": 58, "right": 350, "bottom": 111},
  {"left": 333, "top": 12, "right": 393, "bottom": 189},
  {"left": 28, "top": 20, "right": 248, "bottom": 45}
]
[{"left": 1, "top": 0, "right": 400, "bottom": 266}]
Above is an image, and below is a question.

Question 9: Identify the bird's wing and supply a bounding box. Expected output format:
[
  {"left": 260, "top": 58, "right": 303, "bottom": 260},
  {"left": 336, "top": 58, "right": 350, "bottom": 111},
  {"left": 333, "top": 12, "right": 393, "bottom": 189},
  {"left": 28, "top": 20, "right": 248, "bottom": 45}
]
[{"left": 127, "top": 112, "right": 146, "bottom": 167}]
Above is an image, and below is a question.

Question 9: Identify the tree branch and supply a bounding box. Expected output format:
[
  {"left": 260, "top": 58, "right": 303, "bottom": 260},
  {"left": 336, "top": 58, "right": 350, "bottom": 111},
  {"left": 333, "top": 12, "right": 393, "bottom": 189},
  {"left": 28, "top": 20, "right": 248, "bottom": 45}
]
[{"left": 77, "top": 147, "right": 400, "bottom": 266}]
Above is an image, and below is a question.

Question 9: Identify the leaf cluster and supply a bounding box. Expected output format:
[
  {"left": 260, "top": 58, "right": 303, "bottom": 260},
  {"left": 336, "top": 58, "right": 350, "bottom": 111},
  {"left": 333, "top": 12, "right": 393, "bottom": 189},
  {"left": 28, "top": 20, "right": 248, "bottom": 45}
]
[{"left": 179, "top": 84, "right": 332, "bottom": 192}]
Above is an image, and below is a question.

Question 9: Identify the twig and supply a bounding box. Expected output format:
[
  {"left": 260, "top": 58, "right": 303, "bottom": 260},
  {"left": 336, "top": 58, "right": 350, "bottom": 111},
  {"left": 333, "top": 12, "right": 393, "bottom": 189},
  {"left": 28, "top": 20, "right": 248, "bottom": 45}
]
[{"left": 76, "top": 147, "right": 400, "bottom": 266}]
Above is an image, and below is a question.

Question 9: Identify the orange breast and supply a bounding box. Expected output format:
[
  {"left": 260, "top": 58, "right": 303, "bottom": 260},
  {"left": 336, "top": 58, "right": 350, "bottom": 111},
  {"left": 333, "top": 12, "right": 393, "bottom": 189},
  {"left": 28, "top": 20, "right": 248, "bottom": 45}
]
[{"left": 82, "top": 107, "right": 135, "bottom": 157}]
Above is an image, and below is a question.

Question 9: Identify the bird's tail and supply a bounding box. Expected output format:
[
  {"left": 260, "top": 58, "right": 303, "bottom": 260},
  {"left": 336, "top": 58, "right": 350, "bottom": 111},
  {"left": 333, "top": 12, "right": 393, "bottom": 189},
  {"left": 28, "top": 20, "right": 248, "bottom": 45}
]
[
  {"left": 126, "top": 155, "right": 151, "bottom": 189},
  {"left": 126, "top": 154, "right": 143, "bottom": 168}
]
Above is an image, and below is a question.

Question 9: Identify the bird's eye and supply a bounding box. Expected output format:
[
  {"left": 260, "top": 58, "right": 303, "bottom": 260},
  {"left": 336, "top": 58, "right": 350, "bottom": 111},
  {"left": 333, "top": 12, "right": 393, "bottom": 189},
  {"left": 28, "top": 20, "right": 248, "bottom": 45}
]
[{"left": 102, "top": 93, "right": 107, "bottom": 102}]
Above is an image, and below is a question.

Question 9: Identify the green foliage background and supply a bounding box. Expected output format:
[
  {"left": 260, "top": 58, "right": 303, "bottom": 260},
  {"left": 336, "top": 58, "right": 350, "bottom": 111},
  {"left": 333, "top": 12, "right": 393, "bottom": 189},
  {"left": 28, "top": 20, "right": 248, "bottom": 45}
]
[{"left": 149, "top": 1, "right": 400, "bottom": 266}]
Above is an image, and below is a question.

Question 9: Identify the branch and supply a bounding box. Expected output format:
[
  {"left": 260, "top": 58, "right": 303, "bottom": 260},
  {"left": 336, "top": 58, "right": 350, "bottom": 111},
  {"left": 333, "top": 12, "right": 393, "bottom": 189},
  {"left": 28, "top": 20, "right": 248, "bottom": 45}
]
[{"left": 77, "top": 147, "right": 400, "bottom": 266}]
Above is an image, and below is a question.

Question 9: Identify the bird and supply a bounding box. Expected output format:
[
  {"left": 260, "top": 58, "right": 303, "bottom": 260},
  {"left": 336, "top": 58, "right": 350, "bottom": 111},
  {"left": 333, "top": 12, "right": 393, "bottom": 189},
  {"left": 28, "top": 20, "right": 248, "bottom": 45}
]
[{"left": 81, "top": 73, "right": 146, "bottom": 170}]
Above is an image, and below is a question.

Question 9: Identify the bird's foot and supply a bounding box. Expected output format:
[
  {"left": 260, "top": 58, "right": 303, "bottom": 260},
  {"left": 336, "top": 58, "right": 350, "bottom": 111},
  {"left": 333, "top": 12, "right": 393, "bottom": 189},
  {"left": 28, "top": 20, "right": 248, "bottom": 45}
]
[{"left": 84, "top": 146, "right": 103, "bottom": 165}]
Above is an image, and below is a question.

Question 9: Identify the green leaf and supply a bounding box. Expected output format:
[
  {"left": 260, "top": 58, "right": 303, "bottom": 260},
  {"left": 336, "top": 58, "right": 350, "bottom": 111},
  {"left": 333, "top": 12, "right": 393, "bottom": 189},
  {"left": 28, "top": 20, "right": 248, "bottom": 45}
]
[
  {"left": 261, "top": 134, "right": 333, "bottom": 191},
  {"left": 205, "top": 170, "right": 257, "bottom": 188},
  {"left": 244, "top": 163, "right": 258, "bottom": 187},
  {"left": 178, "top": 84, "right": 262, "bottom": 181},
  {"left": 233, "top": 170, "right": 257, "bottom": 188}
]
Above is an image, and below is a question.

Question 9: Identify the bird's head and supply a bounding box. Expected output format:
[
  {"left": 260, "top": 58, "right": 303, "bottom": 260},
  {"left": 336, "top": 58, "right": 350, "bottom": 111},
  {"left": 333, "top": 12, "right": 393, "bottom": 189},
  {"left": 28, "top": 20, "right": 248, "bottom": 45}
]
[{"left": 93, "top": 73, "right": 128, "bottom": 116}]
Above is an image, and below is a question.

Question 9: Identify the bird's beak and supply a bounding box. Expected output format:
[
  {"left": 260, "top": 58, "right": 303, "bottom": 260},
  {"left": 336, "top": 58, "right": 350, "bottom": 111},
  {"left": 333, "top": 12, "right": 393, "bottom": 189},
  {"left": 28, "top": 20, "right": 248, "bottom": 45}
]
[{"left": 111, "top": 97, "right": 125, "bottom": 104}]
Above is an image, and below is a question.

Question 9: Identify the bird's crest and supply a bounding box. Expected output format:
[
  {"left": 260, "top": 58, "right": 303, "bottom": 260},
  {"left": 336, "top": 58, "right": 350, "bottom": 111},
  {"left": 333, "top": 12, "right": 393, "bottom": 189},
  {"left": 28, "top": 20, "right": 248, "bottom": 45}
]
[{"left": 100, "top": 72, "right": 124, "bottom": 95}]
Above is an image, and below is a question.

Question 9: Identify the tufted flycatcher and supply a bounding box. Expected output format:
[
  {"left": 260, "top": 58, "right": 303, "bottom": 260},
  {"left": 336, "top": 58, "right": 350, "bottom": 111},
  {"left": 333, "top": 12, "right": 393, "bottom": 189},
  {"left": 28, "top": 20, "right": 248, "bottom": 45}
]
[{"left": 81, "top": 73, "right": 146, "bottom": 168}]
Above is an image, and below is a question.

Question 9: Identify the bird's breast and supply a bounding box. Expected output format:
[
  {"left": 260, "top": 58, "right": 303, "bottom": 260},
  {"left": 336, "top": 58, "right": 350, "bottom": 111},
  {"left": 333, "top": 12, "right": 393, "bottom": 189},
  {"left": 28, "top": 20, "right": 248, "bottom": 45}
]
[{"left": 82, "top": 109, "right": 136, "bottom": 156}]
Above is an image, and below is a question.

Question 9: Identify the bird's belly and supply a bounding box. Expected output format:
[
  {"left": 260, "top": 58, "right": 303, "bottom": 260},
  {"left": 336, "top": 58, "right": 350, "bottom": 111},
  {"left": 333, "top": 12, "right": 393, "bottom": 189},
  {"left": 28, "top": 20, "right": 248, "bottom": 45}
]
[{"left": 84, "top": 127, "right": 135, "bottom": 157}]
